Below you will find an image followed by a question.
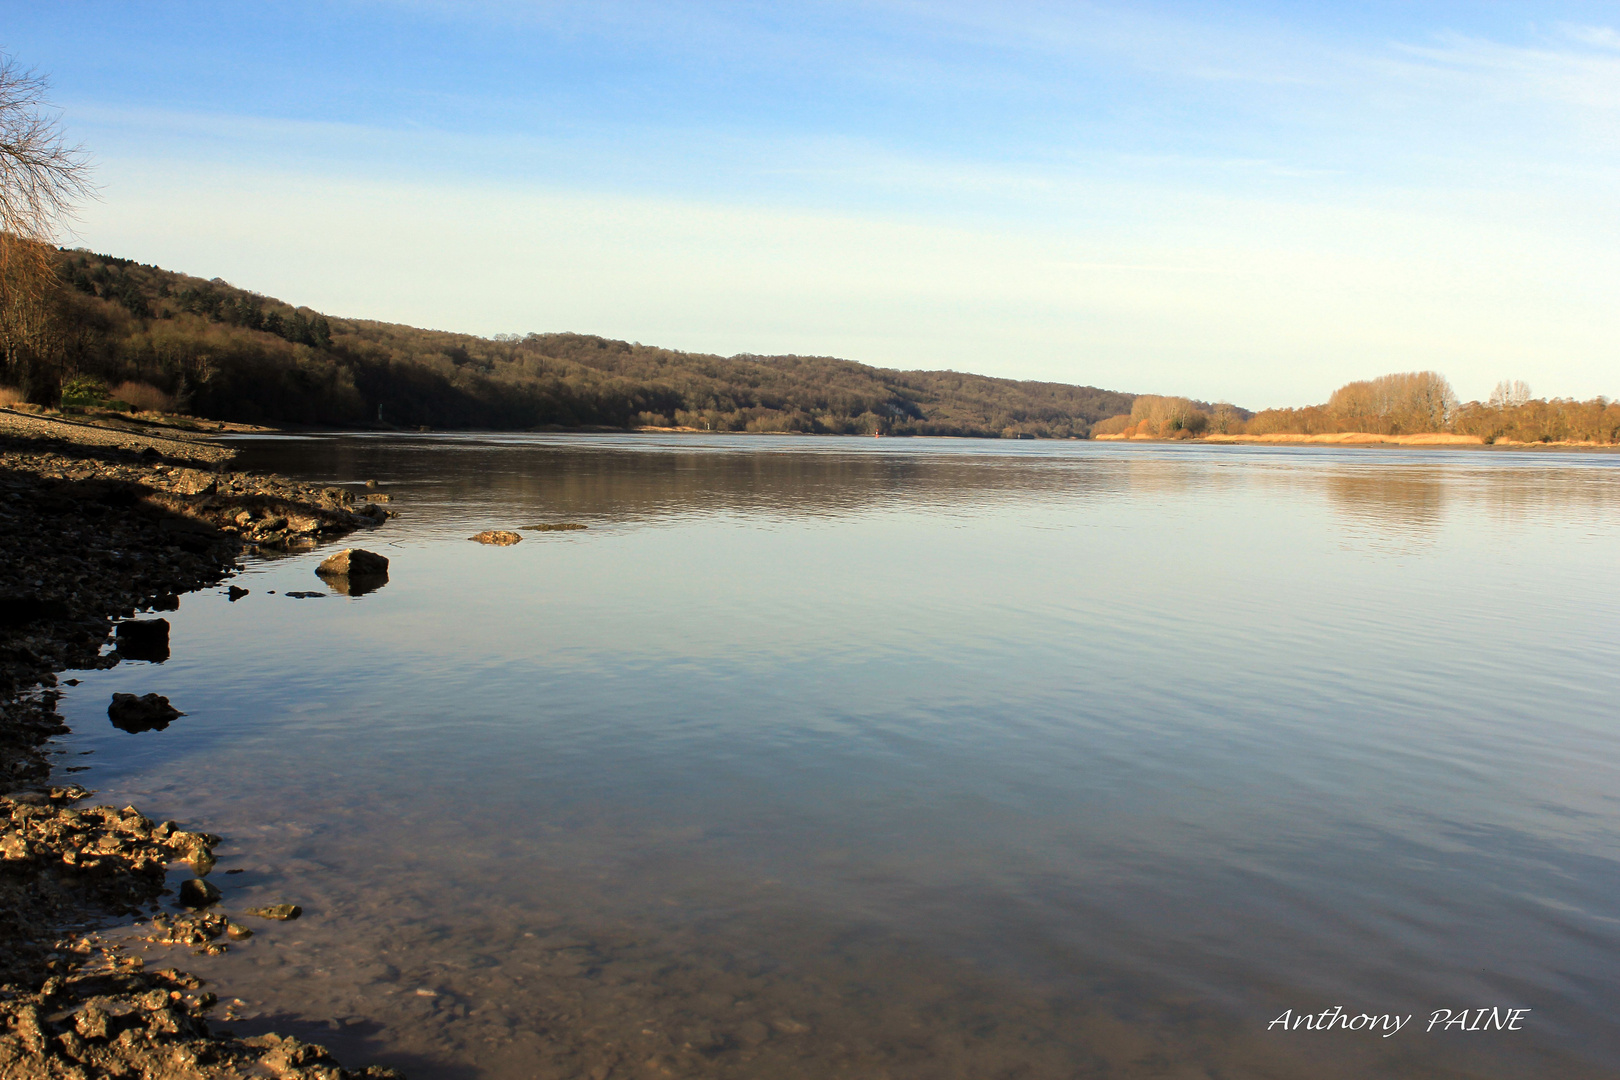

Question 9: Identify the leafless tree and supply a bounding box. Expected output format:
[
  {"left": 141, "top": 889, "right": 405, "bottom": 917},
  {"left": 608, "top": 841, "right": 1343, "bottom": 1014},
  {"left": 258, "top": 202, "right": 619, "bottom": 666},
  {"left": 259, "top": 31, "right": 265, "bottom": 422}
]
[
  {"left": 1488, "top": 379, "right": 1532, "bottom": 410},
  {"left": 1, "top": 53, "right": 96, "bottom": 399},
  {"left": 0, "top": 52, "right": 95, "bottom": 283}
]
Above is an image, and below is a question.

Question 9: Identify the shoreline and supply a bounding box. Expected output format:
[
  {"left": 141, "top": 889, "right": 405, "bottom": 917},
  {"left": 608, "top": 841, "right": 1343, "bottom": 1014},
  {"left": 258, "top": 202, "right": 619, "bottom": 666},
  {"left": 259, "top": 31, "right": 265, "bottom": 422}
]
[
  {"left": 0, "top": 414, "right": 400, "bottom": 1078},
  {"left": 20, "top": 408, "right": 1611, "bottom": 450},
  {"left": 1099, "top": 430, "right": 1620, "bottom": 449}
]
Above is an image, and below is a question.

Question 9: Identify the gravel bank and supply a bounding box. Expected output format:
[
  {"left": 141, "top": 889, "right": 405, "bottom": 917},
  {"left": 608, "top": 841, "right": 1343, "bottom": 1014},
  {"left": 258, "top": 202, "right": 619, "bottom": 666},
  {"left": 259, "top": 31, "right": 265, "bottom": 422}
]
[
  {"left": 0, "top": 408, "right": 235, "bottom": 465},
  {"left": 0, "top": 420, "right": 401, "bottom": 1079}
]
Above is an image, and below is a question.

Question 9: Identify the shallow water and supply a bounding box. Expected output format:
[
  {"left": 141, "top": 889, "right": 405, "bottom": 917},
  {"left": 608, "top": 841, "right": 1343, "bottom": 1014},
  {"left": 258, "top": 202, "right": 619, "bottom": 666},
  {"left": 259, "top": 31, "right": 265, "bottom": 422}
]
[{"left": 54, "top": 434, "right": 1620, "bottom": 1078}]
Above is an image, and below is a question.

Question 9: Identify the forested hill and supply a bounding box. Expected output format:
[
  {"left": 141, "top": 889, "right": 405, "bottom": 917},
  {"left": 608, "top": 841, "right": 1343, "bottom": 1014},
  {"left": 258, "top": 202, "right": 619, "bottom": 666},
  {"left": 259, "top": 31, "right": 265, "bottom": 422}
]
[{"left": 8, "top": 248, "right": 1135, "bottom": 437}]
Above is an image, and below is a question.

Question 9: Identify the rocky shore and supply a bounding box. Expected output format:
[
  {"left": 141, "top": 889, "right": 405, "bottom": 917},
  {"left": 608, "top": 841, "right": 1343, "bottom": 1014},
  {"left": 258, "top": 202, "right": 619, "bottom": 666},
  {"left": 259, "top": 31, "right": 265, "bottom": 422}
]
[{"left": 0, "top": 412, "right": 400, "bottom": 1079}]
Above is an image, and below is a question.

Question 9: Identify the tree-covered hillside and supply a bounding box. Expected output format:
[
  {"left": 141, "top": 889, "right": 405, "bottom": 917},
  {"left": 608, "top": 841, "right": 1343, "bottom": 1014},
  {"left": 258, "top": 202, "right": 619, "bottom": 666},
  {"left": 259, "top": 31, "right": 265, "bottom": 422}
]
[{"left": 2, "top": 247, "right": 1135, "bottom": 437}]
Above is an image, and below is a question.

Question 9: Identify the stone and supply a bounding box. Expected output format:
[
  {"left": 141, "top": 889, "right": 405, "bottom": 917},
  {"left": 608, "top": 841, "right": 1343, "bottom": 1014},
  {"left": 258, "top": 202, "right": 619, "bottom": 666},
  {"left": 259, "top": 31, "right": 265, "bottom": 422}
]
[
  {"left": 244, "top": 903, "right": 302, "bottom": 920},
  {"left": 315, "top": 548, "right": 389, "bottom": 577},
  {"left": 108, "top": 692, "right": 183, "bottom": 733},
  {"left": 75, "top": 1003, "right": 110, "bottom": 1039},
  {"left": 178, "top": 878, "right": 221, "bottom": 908},
  {"left": 226, "top": 585, "right": 249, "bottom": 600},
  {"left": 469, "top": 530, "right": 522, "bottom": 545},
  {"left": 225, "top": 923, "right": 253, "bottom": 940},
  {"left": 114, "top": 618, "right": 170, "bottom": 663}
]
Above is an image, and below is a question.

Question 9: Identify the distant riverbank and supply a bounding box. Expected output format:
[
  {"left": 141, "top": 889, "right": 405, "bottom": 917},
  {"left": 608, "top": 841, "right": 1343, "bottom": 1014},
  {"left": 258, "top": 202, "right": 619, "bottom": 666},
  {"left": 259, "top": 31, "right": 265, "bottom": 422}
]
[{"left": 1096, "top": 430, "right": 1620, "bottom": 449}]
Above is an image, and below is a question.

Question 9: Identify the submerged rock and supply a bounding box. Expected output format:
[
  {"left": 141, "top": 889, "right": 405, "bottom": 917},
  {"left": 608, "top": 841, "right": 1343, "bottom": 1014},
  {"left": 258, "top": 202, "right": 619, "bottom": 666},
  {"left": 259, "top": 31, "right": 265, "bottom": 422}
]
[
  {"left": 313, "top": 548, "right": 389, "bottom": 597},
  {"left": 469, "top": 530, "right": 522, "bottom": 545},
  {"left": 244, "top": 903, "right": 302, "bottom": 921},
  {"left": 521, "top": 522, "right": 587, "bottom": 531},
  {"left": 108, "top": 692, "right": 183, "bottom": 733}
]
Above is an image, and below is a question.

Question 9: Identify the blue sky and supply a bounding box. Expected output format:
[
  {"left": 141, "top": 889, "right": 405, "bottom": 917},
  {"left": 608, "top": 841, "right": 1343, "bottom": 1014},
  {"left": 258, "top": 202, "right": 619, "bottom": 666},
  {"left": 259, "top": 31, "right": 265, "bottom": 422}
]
[{"left": 7, "top": 1, "right": 1619, "bottom": 405}]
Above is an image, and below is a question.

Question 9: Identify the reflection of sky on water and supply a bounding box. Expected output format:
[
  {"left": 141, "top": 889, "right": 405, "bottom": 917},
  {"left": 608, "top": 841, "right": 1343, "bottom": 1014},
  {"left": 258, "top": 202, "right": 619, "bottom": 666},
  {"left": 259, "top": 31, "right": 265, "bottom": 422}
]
[{"left": 54, "top": 435, "right": 1620, "bottom": 1078}]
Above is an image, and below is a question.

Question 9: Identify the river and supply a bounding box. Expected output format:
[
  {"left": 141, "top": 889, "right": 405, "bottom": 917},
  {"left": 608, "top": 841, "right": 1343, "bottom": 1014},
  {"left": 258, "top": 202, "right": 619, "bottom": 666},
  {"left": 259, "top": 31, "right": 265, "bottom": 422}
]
[{"left": 54, "top": 433, "right": 1620, "bottom": 1078}]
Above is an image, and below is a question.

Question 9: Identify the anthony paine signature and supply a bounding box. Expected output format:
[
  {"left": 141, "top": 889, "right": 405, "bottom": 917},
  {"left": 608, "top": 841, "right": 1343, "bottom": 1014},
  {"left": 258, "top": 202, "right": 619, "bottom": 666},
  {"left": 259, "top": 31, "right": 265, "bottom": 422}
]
[{"left": 1269, "top": 1007, "right": 1530, "bottom": 1037}]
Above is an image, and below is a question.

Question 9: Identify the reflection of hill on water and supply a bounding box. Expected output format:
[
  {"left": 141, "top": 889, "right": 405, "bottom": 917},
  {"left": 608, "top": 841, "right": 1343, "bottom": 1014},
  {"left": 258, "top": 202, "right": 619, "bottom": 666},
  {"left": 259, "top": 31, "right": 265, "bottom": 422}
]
[
  {"left": 233, "top": 437, "right": 1620, "bottom": 534},
  {"left": 1251, "top": 461, "right": 1620, "bottom": 539},
  {"left": 236, "top": 438, "right": 1129, "bottom": 522},
  {"left": 1323, "top": 471, "right": 1448, "bottom": 532}
]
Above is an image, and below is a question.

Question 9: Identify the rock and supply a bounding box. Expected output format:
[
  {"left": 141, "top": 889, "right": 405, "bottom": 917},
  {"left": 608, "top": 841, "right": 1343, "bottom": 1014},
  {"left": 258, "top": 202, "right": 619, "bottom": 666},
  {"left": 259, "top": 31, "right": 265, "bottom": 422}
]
[
  {"left": 178, "top": 878, "right": 221, "bottom": 907},
  {"left": 75, "top": 1003, "right": 110, "bottom": 1039},
  {"left": 365, "top": 478, "right": 378, "bottom": 488},
  {"left": 284, "top": 591, "right": 326, "bottom": 599},
  {"left": 225, "top": 923, "right": 253, "bottom": 940},
  {"left": 226, "top": 585, "right": 249, "bottom": 600},
  {"left": 114, "top": 618, "right": 170, "bottom": 662},
  {"left": 364, "top": 492, "right": 393, "bottom": 503},
  {"left": 244, "top": 903, "right": 302, "bottom": 920},
  {"left": 469, "top": 530, "right": 522, "bottom": 545},
  {"left": 522, "top": 523, "right": 587, "bottom": 531},
  {"left": 190, "top": 847, "right": 216, "bottom": 876},
  {"left": 316, "top": 548, "right": 389, "bottom": 577},
  {"left": 108, "top": 692, "right": 183, "bottom": 733}
]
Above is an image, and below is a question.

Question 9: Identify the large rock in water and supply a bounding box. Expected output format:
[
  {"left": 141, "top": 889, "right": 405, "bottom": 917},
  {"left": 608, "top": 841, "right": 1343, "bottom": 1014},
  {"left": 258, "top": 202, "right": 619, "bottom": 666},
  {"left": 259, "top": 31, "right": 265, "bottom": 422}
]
[
  {"left": 115, "top": 618, "right": 170, "bottom": 663},
  {"left": 315, "top": 548, "right": 389, "bottom": 577},
  {"left": 178, "top": 877, "right": 222, "bottom": 908},
  {"left": 469, "top": 530, "right": 522, "bottom": 545},
  {"left": 108, "top": 693, "right": 183, "bottom": 733}
]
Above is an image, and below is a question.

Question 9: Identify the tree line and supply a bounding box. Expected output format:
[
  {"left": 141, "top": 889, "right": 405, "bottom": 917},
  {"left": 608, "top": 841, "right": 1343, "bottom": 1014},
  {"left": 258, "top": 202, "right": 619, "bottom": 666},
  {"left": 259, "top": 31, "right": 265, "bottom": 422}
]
[
  {"left": 1090, "top": 371, "right": 1620, "bottom": 444},
  {"left": 2, "top": 247, "right": 1136, "bottom": 435}
]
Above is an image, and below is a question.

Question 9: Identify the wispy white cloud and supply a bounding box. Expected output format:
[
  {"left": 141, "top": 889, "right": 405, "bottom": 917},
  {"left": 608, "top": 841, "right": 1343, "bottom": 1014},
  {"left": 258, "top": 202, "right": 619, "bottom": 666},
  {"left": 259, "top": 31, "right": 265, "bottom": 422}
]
[
  {"left": 1559, "top": 23, "right": 1620, "bottom": 50},
  {"left": 1393, "top": 27, "right": 1620, "bottom": 113}
]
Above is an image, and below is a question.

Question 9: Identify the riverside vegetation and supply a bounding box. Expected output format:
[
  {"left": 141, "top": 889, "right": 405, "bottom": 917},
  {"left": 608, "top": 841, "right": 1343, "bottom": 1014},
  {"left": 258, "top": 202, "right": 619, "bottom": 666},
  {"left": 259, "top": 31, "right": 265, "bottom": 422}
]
[
  {"left": 2, "top": 246, "right": 1611, "bottom": 447},
  {"left": 1092, "top": 373, "right": 1620, "bottom": 446},
  {"left": 0, "top": 411, "right": 400, "bottom": 1079}
]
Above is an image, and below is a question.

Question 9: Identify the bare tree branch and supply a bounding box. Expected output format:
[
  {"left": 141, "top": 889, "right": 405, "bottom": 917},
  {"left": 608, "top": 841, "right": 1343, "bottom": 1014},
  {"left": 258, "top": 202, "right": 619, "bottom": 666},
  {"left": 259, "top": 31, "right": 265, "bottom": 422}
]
[{"left": 0, "top": 52, "right": 95, "bottom": 244}]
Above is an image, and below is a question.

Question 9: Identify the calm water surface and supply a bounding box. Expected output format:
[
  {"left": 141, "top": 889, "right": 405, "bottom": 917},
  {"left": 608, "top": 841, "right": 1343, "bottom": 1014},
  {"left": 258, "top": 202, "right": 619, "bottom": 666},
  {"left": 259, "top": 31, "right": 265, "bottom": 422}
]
[{"left": 54, "top": 434, "right": 1620, "bottom": 1079}]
